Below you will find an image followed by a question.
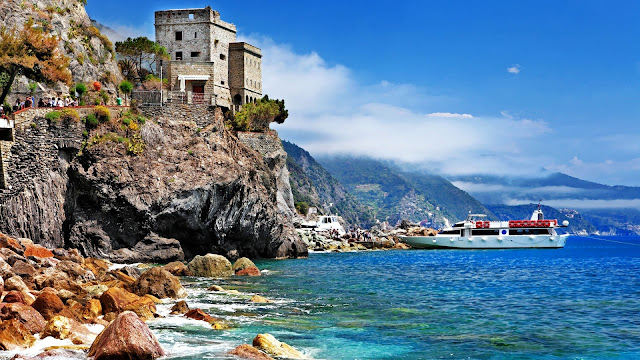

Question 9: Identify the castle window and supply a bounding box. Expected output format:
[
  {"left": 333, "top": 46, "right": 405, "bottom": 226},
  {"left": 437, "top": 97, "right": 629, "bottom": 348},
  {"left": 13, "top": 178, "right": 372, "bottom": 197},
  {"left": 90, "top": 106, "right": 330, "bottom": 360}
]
[
  {"left": 220, "top": 54, "right": 226, "bottom": 60},
  {"left": 194, "top": 32, "right": 197, "bottom": 38},
  {"left": 175, "top": 31, "right": 182, "bottom": 41},
  {"left": 189, "top": 13, "right": 194, "bottom": 20},
  {"left": 175, "top": 51, "right": 183, "bottom": 60},
  {"left": 191, "top": 52, "right": 200, "bottom": 58},
  {"left": 221, "top": 80, "right": 225, "bottom": 85}
]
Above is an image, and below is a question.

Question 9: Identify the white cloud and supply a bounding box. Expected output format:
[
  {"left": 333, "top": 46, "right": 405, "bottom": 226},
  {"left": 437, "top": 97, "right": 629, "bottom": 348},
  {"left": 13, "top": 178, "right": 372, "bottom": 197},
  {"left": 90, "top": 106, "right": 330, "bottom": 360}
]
[
  {"left": 507, "top": 65, "right": 521, "bottom": 74},
  {"left": 426, "top": 112, "right": 473, "bottom": 119}
]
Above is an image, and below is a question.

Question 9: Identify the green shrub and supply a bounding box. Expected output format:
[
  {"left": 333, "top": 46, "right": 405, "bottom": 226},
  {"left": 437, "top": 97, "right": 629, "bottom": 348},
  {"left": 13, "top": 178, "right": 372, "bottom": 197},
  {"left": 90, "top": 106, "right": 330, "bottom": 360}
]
[
  {"left": 60, "top": 108, "right": 79, "bottom": 122},
  {"left": 136, "top": 115, "right": 146, "bottom": 124},
  {"left": 82, "top": 130, "right": 88, "bottom": 137},
  {"left": 30, "top": 123, "right": 37, "bottom": 129},
  {"left": 122, "top": 117, "right": 131, "bottom": 126},
  {"left": 3, "top": 102, "right": 12, "bottom": 115},
  {"left": 99, "top": 90, "right": 109, "bottom": 104},
  {"left": 45, "top": 111, "right": 61, "bottom": 121},
  {"left": 94, "top": 97, "right": 101, "bottom": 105},
  {"left": 94, "top": 106, "right": 110, "bottom": 123},
  {"left": 85, "top": 114, "right": 99, "bottom": 128},
  {"left": 75, "top": 83, "right": 87, "bottom": 98}
]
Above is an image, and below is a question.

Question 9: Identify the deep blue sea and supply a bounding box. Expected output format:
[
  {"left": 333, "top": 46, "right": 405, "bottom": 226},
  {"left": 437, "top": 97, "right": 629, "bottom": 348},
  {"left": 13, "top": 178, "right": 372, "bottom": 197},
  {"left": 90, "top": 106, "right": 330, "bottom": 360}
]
[{"left": 149, "top": 236, "right": 640, "bottom": 360}]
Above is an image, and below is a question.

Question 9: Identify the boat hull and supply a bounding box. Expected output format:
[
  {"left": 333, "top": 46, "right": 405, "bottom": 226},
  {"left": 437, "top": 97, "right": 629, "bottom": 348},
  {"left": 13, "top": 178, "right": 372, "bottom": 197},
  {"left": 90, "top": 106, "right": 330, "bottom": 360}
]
[{"left": 400, "top": 234, "right": 568, "bottom": 249}]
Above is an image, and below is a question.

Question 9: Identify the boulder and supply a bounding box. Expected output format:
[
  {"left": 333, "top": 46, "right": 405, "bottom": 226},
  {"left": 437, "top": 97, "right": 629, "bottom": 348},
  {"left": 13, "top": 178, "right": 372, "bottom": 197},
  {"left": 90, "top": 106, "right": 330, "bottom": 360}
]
[
  {"left": 229, "top": 344, "right": 274, "bottom": 360},
  {"left": 31, "top": 289, "right": 76, "bottom": 321},
  {"left": 250, "top": 295, "right": 273, "bottom": 303},
  {"left": 0, "top": 319, "right": 35, "bottom": 350},
  {"left": 0, "top": 303, "right": 46, "bottom": 334},
  {"left": 3, "top": 290, "right": 26, "bottom": 304},
  {"left": 123, "top": 296, "right": 157, "bottom": 322},
  {"left": 38, "top": 272, "right": 84, "bottom": 294},
  {"left": 184, "top": 308, "right": 219, "bottom": 324},
  {"left": 130, "top": 267, "right": 187, "bottom": 299},
  {"left": 162, "top": 261, "right": 193, "bottom": 276},
  {"left": 207, "top": 285, "right": 225, "bottom": 292},
  {"left": 236, "top": 266, "right": 261, "bottom": 276},
  {"left": 120, "top": 266, "right": 142, "bottom": 279},
  {"left": 108, "top": 234, "right": 184, "bottom": 264},
  {"left": 170, "top": 300, "right": 189, "bottom": 315},
  {"left": 23, "top": 244, "right": 54, "bottom": 258},
  {"left": 56, "top": 260, "right": 95, "bottom": 283},
  {"left": 41, "top": 315, "right": 72, "bottom": 340},
  {"left": 82, "top": 299, "right": 103, "bottom": 321},
  {"left": 83, "top": 258, "right": 111, "bottom": 278},
  {"left": 252, "top": 333, "right": 305, "bottom": 359},
  {"left": 187, "top": 254, "right": 233, "bottom": 277},
  {"left": 87, "top": 311, "right": 165, "bottom": 360},
  {"left": 106, "top": 270, "right": 137, "bottom": 285},
  {"left": 11, "top": 260, "right": 37, "bottom": 279},
  {"left": 100, "top": 287, "right": 141, "bottom": 314},
  {"left": 84, "top": 284, "right": 109, "bottom": 298},
  {"left": 233, "top": 257, "right": 257, "bottom": 272},
  {"left": 0, "top": 233, "right": 24, "bottom": 255}
]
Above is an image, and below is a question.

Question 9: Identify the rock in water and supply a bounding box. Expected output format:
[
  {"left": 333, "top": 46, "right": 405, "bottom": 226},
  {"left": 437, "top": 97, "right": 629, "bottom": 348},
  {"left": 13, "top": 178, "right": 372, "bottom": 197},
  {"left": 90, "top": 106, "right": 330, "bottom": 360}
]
[
  {"left": 162, "top": 261, "right": 193, "bottom": 276},
  {"left": 187, "top": 254, "right": 233, "bottom": 277},
  {"left": 88, "top": 311, "right": 165, "bottom": 360},
  {"left": 130, "top": 267, "right": 187, "bottom": 299},
  {"left": 229, "top": 344, "right": 274, "bottom": 360},
  {"left": 170, "top": 301, "right": 189, "bottom": 315},
  {"left": 236, "top": 266, "right": 261, "bottom": 276},
  {"left": 233, "top": 257, "right": 258, "bottom": 272},
  {"left": 252, "top": 333, "right": 305, "bottom": 359},
  {"left": 250, "top": 295, "right": 272, "bottom": 303}
]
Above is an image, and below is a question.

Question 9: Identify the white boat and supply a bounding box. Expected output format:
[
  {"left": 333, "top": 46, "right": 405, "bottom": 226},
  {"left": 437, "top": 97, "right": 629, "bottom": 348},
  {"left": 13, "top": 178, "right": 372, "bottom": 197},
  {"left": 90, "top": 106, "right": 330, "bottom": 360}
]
[
  {"left": 300, "top": 215, "right": 346, "bottom": 236},
  {"left": 400, "top": 206, "right": 569, "bottom": 249}
]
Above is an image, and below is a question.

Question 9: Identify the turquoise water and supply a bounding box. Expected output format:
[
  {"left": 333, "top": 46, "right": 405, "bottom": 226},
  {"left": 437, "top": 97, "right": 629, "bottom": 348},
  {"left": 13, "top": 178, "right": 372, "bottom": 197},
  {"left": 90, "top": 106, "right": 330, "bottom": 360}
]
[{"left": 151, "top": 236, "right": 640, "bottom": 359}]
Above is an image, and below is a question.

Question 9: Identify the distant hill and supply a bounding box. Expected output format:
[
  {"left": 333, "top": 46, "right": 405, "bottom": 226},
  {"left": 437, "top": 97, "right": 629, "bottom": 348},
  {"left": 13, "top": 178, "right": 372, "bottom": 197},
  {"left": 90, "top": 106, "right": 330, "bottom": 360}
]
[
  {"left": 282, "top": 141, "right": 376, "bottom": 229},
  {"left": 316, "top": 156, "right": 494, "bottom": 227}
]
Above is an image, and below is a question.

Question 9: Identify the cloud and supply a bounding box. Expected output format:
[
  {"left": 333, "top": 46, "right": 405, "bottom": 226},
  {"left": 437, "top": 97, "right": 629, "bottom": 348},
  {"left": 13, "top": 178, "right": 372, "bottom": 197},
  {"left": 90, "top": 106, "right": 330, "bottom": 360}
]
[
  {"left": 426, "top": 112, "right": 473, "bottom": 119},
  {"left": 507, "top": 65, "right": 521, "bottom": 74},
  {"left": 505, "top": 198, "right": 640, "bottom": 210}
]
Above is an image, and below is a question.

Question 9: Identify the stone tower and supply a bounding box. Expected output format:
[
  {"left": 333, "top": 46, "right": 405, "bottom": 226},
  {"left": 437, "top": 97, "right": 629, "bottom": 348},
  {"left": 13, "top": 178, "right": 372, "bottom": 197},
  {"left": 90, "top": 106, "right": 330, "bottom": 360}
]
[{"left": 155, "top": 6, "right": 262, "bottom": 109}]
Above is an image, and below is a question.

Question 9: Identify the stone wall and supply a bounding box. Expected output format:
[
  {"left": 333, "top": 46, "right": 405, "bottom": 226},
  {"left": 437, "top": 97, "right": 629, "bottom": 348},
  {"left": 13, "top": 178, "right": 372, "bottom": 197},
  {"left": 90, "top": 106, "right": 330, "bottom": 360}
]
[
  {"left": 229, "top": 42, "right": 262, "bottom": 105},
  {"left": 138, "top": 103, "right": 221, "bottom": 129}
]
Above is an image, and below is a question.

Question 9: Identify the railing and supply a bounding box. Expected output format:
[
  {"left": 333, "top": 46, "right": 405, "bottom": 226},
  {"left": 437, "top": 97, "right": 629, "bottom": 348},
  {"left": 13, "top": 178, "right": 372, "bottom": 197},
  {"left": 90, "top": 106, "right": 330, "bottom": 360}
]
[
  {"left": 167, "top": 91, "right": 186, "bottom": 104},
  {"left": 192, "top": 93, "right": 205, "bottom": 104},
  {"left": 132, "top": 90, "right": 162, "bottom": 105}
]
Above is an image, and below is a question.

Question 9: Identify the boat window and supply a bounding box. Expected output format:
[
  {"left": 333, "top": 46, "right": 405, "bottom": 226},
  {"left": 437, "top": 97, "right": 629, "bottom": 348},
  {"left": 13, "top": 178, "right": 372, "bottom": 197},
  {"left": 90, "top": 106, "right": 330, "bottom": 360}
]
[
  {"left": 440, "top": 229, "right": 460, "bottom": 235},
  {"left": 509, "top": 229, "right": 550, "bottom": 235},
  {"left": 471, "top": 229, "right": 500, "bottom": 236},
  {"left": 453, "top": 223, "right": 464, "bottom": 228}
]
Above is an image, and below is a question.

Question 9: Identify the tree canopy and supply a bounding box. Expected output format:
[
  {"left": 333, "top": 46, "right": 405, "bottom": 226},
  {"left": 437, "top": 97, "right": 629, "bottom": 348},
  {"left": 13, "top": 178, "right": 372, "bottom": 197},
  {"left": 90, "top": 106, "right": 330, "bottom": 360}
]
[
  {"left": 228, "top": 95, "right": 289, "bottom": 132},
  {"left": 0, "top": 21, "right": 72, "bottom": 104},
  {"left": 115, "top": 37, "right": 168, "bottom": 84}
]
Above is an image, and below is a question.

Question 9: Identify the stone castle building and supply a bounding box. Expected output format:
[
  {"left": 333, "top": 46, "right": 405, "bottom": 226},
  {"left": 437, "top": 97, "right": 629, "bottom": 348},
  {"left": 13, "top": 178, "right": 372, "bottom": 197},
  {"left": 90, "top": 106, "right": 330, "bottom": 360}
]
[{"left": 155, "top": 7, "right": 263, "bottom": 110}]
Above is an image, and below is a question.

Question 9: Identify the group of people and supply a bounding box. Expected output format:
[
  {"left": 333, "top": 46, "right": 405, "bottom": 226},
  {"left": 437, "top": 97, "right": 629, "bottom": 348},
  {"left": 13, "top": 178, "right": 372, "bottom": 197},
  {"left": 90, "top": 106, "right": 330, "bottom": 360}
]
[{"left": 11, "top": 96, "right": 79, "bottom": 112}]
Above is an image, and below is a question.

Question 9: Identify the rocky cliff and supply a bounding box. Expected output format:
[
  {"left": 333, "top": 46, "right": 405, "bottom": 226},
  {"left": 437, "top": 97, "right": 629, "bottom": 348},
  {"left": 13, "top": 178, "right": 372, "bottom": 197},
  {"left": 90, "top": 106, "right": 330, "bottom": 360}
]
[
  {"left": 0, "top": 105, "right": 307, "bottom": 261},
  {"left": 0, "top": 0, "right": 122, "bottom": 101}
]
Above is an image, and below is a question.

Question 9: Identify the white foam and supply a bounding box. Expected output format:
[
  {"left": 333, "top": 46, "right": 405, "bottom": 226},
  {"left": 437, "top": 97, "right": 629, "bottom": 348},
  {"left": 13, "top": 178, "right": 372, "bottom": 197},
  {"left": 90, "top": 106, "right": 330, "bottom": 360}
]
[{"left": 109, "top": 262, "right": 142, "bottom": 270}]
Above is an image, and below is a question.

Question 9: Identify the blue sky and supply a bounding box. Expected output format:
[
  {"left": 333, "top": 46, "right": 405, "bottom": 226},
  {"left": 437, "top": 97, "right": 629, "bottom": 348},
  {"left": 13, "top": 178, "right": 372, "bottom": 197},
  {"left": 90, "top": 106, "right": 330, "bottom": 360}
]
[{"left": 88, "top": 1, "right": 640, "bottom": 186}]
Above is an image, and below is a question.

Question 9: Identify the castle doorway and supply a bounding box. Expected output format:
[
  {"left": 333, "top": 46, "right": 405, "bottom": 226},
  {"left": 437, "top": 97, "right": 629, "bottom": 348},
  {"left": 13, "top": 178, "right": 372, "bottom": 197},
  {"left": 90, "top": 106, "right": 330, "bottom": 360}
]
[{"left": 192, "top": 85, "right": 205, "bottom": 104}]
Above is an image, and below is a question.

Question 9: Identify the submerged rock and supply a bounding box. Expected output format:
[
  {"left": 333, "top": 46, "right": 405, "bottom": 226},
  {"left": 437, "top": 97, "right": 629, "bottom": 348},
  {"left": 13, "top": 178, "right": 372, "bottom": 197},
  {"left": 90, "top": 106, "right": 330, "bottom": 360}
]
[
  {"left": 187, "top": 254, "right": 233, "bottom": 277},
  {"left": 250, "top": 295, "right": 273, "bottom": 303},
  {"left": 236, "top": 266, "right": 261, "bottom": 276},
  {"left": 252, "top": 333, "right": 305, "bottom": 359},
  {"left": 170, "top": 300, "right": 189, "bottom": 315},
  {"left": 88, "top": 311, "right": 165, "bottom": 360}
]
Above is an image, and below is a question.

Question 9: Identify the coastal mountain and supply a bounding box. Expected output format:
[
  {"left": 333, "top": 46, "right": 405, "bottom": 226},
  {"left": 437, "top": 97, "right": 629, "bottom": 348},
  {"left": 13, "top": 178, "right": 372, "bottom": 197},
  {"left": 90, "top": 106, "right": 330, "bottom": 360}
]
[
  {"left": 0, "top": 0, "right": 122, "bottom": 100},
  {"left": 282, "top": 141, "right": 376, "bottom": 228},
  {"left": 316, "top": 156, "right": 493, "bottom": 227}
]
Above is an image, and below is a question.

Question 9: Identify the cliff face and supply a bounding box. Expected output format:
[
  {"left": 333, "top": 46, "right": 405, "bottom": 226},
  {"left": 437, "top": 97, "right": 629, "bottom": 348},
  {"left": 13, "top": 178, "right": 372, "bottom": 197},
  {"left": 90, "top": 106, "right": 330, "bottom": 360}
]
[
  {"left": 0, "top": 106, "right": 307, "bottom": 261},
  {"left": 0, "top": 0, "right": 122, "bottom": 100}
]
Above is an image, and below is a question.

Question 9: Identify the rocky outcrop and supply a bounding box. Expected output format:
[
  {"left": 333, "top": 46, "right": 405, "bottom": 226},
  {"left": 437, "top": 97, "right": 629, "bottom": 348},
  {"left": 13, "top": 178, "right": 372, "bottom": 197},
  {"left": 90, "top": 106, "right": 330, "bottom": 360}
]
[
  {"left": 187, "top": 254, "right": 234, "bottom": 277},
  {"left": 129, "top": 267, "right": 187, "bottom": 299},
  {"left": 229, "top": 344, "right": 274, "bottom": 360},
  {"left": 87, "top": 311, "right": 165, "bottom": 360},
  {"left": 252, "top": 333, "right": 305, "bottom": 359},
  {"left": 0, "top": 0, "right": 122, "bottom": 104}
]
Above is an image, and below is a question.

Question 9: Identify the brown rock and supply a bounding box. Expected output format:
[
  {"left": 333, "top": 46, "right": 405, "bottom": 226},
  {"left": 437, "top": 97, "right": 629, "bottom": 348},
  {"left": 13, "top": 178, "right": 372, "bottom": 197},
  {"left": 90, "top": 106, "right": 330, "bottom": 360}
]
[
  {"left": 3, "top": 290, "right": 26, "bottom": 304},
  {"left": 56, "top": 260, "right": 95, "bottom": 283},
  {"left": 187, "top": 254, "right": 233, "bottom": 277},
  {"left": 11, "top": 260, "right": 37, "bottom": 278},
  {"left": 162, "top": 261, "right": 193, "bottom": 276},
  {"left": 207, "top": 284, "right": 225, "bottom": 291},
  {"left": 87, "top": 311, "right": 165, "bottom": 360},
  {"left": 0, "top": 303, "right": 46, "bottom": 334},
  {"left": 23, "top": 244, "right": 54, "bottom": 258},
  {"left": 0, "top": 233, "right": 24, "bottom": 255},
  {"left": 103, "top": 312, "right": 116, "bottom": 322},
  {"left": 100, "top": 287, "right": 140, "bottom": 314},
  {"left": 253, "top": 333, "right": 305, "bottom": 359},
  {"left": 31, "top": 289, "right": 76, "bottom": 321},
  {"left": 229, "top": 344, "right": 274, "bottom": 360},
  {"left": 66, "top": 299, "right": 85, "bottom": 320},
  {"left": 0, "top": 319, "right": 35, "bottom": 350},
  {"left": 84, "top": 258, "right": 110, "bottom": 278},
  {"left": 82, "top": 299, "right": 103, "bottom": 321},
  {"left": 250, "top": 295, "right": 273, "bottom": 303},
  {"left": 130, "top": 267, "right": 187, "bottom": 299},
  {"left": 170, "top": 300, "right": 189, "bottom": 315},
  {"left": 236, "top": 266, "right": 261, "bottom": 276},
  {"left": 123, "top": 296, "right": 157, "bottom": 322},
  {"left": 184, "top": 308, "right": 220, "bottom": 324},
  {"left": 108, "top": 270, "right": 137, "bottom": 285}
]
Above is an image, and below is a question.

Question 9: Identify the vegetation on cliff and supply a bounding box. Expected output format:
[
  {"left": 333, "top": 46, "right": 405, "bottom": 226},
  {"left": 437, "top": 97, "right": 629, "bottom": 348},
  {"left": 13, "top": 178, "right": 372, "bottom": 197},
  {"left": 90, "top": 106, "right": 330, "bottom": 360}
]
[
  {"left": 226, "top": 95, "right": 288, "bottom": 132},
  {"left": 115, "top": 37, "right": 168, "bottom": 85},
  {"left": 0, "top": 21, "right": 72, "bottom": 104}
]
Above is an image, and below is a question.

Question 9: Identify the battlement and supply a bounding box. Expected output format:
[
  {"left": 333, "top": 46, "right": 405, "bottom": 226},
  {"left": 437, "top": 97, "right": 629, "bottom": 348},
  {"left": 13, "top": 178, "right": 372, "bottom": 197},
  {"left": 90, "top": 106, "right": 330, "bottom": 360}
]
[
  {"left": 229, "top": 42, "right": 262, "bottom": 57},
  {"left": 155, "top": 7, "right": 236, "bottom": 32}
]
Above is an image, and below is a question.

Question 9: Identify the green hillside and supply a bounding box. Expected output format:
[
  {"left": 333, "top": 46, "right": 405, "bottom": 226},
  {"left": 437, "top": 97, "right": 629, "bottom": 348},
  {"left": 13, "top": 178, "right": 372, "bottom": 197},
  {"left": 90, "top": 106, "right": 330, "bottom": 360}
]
[
  {"left": 317, "top": 156, "right": 494, "bottom": 226},
  {"left": 283, "top": 141, "right": 376, "bottom": 228}
]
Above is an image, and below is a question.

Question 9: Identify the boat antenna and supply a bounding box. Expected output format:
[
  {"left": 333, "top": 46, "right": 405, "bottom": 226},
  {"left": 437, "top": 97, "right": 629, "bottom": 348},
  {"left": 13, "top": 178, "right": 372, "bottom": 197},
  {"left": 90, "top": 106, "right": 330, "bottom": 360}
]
[{"left": 538, "top": 199, "right": 542, "bottom": 210}]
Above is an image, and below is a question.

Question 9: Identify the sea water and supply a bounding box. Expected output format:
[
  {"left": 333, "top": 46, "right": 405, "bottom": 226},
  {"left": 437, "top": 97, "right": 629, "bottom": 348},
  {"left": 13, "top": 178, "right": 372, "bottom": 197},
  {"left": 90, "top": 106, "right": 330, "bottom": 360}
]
[{"left": 150, "top": 236, "right": 640, "bottom": 360}]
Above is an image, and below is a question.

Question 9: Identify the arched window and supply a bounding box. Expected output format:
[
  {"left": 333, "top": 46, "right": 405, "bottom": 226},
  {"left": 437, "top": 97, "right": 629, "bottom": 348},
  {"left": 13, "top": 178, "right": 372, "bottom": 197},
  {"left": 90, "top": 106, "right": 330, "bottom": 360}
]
[
  {"left": 246, "top": 95, "right": 249, "bottom": 104},
  {"left": 233, "top": 94, "right": 241, "bottom": 105}
]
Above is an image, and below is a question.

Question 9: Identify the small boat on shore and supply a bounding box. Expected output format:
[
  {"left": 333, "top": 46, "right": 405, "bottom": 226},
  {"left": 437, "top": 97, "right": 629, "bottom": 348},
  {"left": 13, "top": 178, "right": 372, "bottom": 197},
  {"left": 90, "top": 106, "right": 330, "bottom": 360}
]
[
  {"left": 300, "top": 215, "right": 346, "bottom": 236},
  {"left": 400, "top": 205, "right": 569, "bottom": 249}
]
